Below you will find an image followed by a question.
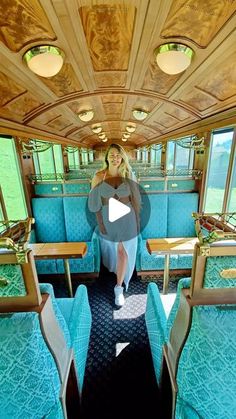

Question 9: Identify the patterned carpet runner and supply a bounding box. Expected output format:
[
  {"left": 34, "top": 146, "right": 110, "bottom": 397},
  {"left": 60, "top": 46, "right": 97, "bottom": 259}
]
[{"left": 40, "top": 270, "right": 180, "bottom": 419}]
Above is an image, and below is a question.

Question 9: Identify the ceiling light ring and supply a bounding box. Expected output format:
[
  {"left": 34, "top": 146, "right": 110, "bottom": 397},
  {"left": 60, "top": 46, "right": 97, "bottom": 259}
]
[{"left": 23, "top": 45, "right": 65, "bottom": 78}]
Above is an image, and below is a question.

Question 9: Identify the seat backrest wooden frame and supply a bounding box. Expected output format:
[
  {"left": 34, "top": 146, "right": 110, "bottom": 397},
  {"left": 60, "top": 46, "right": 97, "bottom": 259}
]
[{"left": 0, "top": 246, "right": 42, "bottom": 311}]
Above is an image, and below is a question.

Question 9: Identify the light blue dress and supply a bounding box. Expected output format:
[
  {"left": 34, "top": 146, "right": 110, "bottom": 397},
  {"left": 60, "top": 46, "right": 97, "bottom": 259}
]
[{"left": 88, "top": 174, "right": 139, "bottom": 290}]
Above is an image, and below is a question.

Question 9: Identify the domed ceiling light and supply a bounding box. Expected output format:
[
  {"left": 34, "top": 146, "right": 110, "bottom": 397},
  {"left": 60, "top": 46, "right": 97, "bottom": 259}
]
[
  {"left": 78, "top": 110, "right": 94, "bottom": 122},
  {"left": 92, "top": 125, "right": 102, "bottom": 134},
  {"left": 122, "top": 137, "right": 127, "bottom": 142},
  {"left": 98, "top": 133, "right": 106, "bottom": 140},
  {"left": 23, "top": 45, "right": 64, "bottom": 78},
  {"left": 132, "top": 109, "right": 149, "bottom": 121},
  {"left": 123, "top": 133, "right": 130, "bottom": 139},
  {"left": 102, "top": 138, "right": 108, "bottom": 142},
  {"left": 126, "top": 124, "right": 136, "bottom": 133},
  {"left": 154, "top": 43, "right": 194, "bottom": 75}
]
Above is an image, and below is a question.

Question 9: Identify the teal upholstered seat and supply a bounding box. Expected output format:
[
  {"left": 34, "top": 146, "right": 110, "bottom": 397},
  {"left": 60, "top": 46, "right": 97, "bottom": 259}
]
[
  {"left": 145, "top": 230, "right": 236, "bottom": 418},
  {"left": 0, "top": 238, "right": 92, "bottom": 419},
  {"left": 136, "top": 193, "right": 199, "bottom": 276},
  {"left": 32, "top": 196, "right": 100, "bottom": 275}
]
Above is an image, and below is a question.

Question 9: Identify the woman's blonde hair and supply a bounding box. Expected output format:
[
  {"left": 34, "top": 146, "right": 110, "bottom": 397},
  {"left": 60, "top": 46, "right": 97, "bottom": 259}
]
[
  {"left": 102, "top": 143, "right": 141, "bottom": 214},
  {"left": 103, "top": 143, "right": 132, "bottom": 178}
]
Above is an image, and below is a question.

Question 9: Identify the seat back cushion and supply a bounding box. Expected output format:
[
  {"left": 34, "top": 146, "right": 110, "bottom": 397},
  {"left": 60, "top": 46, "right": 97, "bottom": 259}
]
[
  {"left": 63, "top": 197, "right": 95, "bottom": 241},
  {"left": 32, "top": 198, "right": 66, "bottom": 242},
  {"left": 167, "top": 193, "right": 199, "bottom": 237},
  {"left": 0, "top": 312, "right": 61, "bottom": 418},
  {"left": 141, "top": 194, "right": 168, "bottom": 239}
]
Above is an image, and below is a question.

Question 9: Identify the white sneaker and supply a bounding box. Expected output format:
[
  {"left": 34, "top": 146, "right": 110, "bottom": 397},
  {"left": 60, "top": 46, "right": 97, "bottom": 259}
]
[{"left": 114, "top": 285, "right": 125, "bottom": 307}]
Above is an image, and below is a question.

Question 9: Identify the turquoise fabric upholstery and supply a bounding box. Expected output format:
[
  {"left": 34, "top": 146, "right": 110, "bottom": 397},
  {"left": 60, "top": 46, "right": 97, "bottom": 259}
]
[
  {"left": 63, "top": 197, "right": 94, "bottom": 242},
  {"left": 145, "top": 282, "right": 167, "bottom": 383},
  {"left": 0, "top": 312, "right": 62, "bottom": 419},
  {"left": 203, "top": 255, "right": 236, "bottom": 289},
  {"left": 145, "top": 278, "right": 190, "bottom": 385},
  {"left": 40, "top": 283, "right": 92, "bottom": 392},
  {"left": 141, "top": 194, "right": 168, "bottom": 239},
  {"left": 32, "top": 198, "right": 66, "bottom": 242},
  {"left": 0, "top": 282, "right": 92, "bottom": 418},
  {"left": 176, "top": 303, "right": 236, "bottom": 418},
  {"left": 64, "top": 182, "right": 90, "bottom": 194},
  {"left": 145, "top": 252, "right": 236, "bottom": 418},
  {"left": 136, "top": 192, "right": 199, "bottom": 274},
  {"left": 139, "top": 239, "right": 179, "bottom": 271},
  {"left": 32, "top": 196, "right": 100, "bottom": 275},
  {"left": 35, "top": 183, "right": 63, "bottom": 195},
  {"left": 57, "top": 284, "right": 92, "bottom": 389},
  {"left": 56, "top": 242, "right": 95, "bottom": 273},
  {"left": 167, "top": 193, "right": 198, "bottom": 237},
  {"left": 35, "top": 259, "right": 57, "bottom": 275}
]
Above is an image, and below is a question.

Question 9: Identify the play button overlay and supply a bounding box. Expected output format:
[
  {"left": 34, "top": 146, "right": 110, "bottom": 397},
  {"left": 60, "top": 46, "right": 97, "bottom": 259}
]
[
  {"left": 87, "top": 176, "right": 151, "bottom": 242},
  {"left": 108, "top": 197, "right": 131, "bottom": 222}
]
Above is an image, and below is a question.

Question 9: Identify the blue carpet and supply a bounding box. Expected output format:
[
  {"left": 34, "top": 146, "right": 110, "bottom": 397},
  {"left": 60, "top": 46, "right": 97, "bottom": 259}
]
[{"left": 39, "top": 269, "right": 180, "bottom": 418}]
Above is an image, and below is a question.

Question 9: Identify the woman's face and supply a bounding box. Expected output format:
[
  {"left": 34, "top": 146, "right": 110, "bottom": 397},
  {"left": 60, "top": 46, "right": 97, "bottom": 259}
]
[{"left": 107, "top": 147, "right": 123, "bottom": 168}]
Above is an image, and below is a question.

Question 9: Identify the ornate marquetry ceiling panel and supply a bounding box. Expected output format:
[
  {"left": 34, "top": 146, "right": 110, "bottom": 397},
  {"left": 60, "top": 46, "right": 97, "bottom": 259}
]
[{"left": 0, "top": 0, "right": 235, "bottom": 147}]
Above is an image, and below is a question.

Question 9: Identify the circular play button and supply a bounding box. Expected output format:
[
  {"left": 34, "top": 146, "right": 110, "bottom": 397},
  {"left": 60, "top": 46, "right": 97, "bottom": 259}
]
[{"left": 87, "top": 176, "right": 151, "bottom": 242}]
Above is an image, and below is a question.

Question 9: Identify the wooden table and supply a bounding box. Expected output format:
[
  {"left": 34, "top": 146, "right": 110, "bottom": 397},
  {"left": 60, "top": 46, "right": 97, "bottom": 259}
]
[
  {"left": 146, "top": 237, "right": 198, "bottom": 294},
  {"left": 29, "top": 242, "right": 87, "bottom": 297}
]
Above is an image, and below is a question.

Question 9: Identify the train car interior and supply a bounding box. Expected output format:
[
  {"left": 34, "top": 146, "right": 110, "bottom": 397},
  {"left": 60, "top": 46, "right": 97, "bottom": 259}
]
[{"left": 0, "top": 1, "right": 235, "bottom": 418}]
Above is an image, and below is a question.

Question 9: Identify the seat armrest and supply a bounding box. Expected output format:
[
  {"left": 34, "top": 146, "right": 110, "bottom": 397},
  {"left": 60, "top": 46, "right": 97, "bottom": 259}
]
[
  {"left": 145, "top": 282, "right": 167, "bottom": 385},
  {"left": 92, "top": 227, "right": 101, "bottom": 272},
  {"left": 67, "top": 285, "right": 92, "bottom": 391},
  {"left": 135, "top": 233, "right": 142, "bottom": 271}
]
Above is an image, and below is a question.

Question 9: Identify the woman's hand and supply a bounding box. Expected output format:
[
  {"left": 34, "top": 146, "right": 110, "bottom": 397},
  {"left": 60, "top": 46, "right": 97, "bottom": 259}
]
[{"left": 99, "top": 222, "right": 107, "bottom": 235}]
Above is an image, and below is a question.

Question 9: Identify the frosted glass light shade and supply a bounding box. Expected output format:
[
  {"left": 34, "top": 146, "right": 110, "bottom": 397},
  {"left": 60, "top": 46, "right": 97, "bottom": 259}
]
[
  {"left": 155, "top": 43, "right": 194, "bottom": 75},
  {"left": 78, "top": 110, "right": 94, "bottom": 122},
  {"left": 92, "top": 125, "right": 102, "bottom": 133},
  {"left": 126, "top": 124, "right": 136, "bottom": 133},
  {"left": 132, "top": 109, "right": 148, "bottom": 121},
  {"left": 23, "top": 46, "right": 64, "bottom": 77}
]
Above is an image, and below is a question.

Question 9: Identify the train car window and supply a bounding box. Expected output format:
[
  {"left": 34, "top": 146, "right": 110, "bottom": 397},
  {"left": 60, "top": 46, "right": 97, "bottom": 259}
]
[
  {"left": 137, "top": 149, "right": 141, "bottom": 161},
  {"left": 68, "top": 149, "right": 79, "bottom": 169},
  {"left": 53, "top": 144, "right": 64, "bottom": 173},
  {"left": 0, "top": 136, "right": 27, "bottom": 219},
  {"left": 167, "top": 139, "right": 194, "bottom": 172},
  {"left": 35, "top": 146, "right": 55, "bottom": 174},
  {"left": 32, "top": 142, "right": 63, "bottom": 176},
  {"left": 150, "top": 147, "right": 162, "bottom": 165},
  {"left": 81, "top": 149, "right": 89, "bottom": 165},
  {"left": 204, "top": 129, "right": 234, "bottom": 212}
]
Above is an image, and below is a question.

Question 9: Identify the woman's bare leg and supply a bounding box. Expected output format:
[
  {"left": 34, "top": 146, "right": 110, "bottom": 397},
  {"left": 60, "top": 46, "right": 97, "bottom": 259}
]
[{"left": 116, "top": 242, "right": 128, "bottom": 286}]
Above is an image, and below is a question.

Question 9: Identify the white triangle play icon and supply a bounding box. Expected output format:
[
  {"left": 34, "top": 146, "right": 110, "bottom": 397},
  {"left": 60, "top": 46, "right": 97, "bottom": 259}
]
[{"left": 108, "top": 197, "right": 131, "bottom": 222}]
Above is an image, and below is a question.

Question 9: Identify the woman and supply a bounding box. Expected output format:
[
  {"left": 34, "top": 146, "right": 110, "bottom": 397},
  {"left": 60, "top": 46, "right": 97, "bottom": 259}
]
[{"left": 88, "top": 144, "right": 141, "bottom": 307}]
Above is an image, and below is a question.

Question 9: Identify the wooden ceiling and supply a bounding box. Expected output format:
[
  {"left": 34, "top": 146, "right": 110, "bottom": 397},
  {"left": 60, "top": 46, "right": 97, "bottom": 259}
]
[{"left": 0, "top": 0, "right": 236, "bottom": 148}]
